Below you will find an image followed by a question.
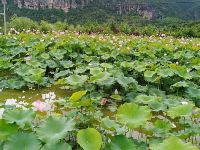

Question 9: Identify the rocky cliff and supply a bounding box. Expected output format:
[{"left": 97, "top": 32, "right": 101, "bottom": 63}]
[
  {"left": 13, "top": 0, "right": 155, "bottom": 19},
  {"left": 14, "top": 0, "right": 93, "bottom": 12}
]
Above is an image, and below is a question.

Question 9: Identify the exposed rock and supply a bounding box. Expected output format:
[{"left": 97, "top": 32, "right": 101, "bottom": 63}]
[
  {"left": 13, "top": 0, "right": 155, "bottom": 19},
  {"left": 14, "top": 0, "right": 91, "bottom": 12}
]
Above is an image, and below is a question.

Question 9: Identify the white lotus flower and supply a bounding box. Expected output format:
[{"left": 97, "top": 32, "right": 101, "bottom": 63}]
[
  {"left": 5, "top": 99, "right": 17, "bottom": 106},
  {"left": 181, "top": 101, "right": 188, "bottom": 105},
  {"left": 0, "top": 108, "right": 5, "bottom": 119}
]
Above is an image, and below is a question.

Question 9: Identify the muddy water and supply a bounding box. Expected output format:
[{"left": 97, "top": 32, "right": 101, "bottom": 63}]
[{"left": 0, "top": 86, "right": 69, "bottom": 103}]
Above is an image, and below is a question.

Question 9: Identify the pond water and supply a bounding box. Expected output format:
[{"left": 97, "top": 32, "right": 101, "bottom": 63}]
[{"left": 0, "top": 86, "right": 69, "bottom": 103}]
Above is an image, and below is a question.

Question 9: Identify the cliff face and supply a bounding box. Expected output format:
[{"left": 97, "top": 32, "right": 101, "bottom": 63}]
[
  {"left": 14, "top": 0, "right": 92, "bottom": 12},
  {"left": 13, "top": 0, "right": 155, "bottom": 19}
]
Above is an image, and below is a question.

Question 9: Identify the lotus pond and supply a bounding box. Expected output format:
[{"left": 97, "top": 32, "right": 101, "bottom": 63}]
[{"left": 0, "top": 32, "right": 200, "bottom": 150}]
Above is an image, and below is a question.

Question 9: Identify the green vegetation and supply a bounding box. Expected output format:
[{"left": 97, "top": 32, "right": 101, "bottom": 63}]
[
  {"left": 0, "top": 32, "right": 199, "bottom": 149},
  {"left": 1, "top": 16, "right": 199, "bottom": 38}
]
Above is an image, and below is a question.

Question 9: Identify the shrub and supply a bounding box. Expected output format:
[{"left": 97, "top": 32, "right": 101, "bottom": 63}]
[{"left": 8, "top": 17, "right": 38, "bottom": 32}]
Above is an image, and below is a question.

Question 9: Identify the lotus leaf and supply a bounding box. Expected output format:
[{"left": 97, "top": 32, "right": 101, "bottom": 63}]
[
  {"left": 54, "top": 70, "right": 71, "bottom": 79},
  {"left": 36, "top": 117, "right": 75, "bottom": 143},
  {"left": 77, "top": 128, "right": 102, "bottom": 150},
  {"left": 152, "top": 120, "right": 171, "bottom": 136},
  {"left": 66, "top": 74, "right": 88, "bottom": 86},
  {"left": 150, "top": 136, "right": 198, "bottom": 150},
  {"left": 144, "top": 70, "right": 156, "bottom": 78},
  {"left": 134, "top": 95, "right": 162, "bottom": 105},
  {"left": 167, "top": 104, "right": 194, "bottom": 119},
  {"left": 110, "top": 94, "right": 122, "bottom": 101},
  {"left": 7, "top": 78, "right": 25, "bottom": 89},
  {"left": 50, "top": 49, "right": 66, "bottom": 60},
  {"left": 3, "top": 109, "right": 35, "bottom": 128},
  {"left": 60, "top": 60, "right": 74, "bottom": 68},
  {"left": 187, "top": 87, "right": 200, "bottom": 99},
  {"left": 41, "top": 142, "right": 72, "bottom": 150},
  {"left": 0, "top": 120, "right": 18, "bottom": 141},
  {"left": 105, "top": 135, "right": 146, "bottom": 150},
  {"left": 3, "top": 133, "right": 41, "bottom": 150},
  {"left": 171, "top": 81, "right": 189, "bottom": 88},
  {"left": 90, "top": 72, "right": 111, "bottom": 83},
  {"left": 116, "top": 76, "right": 137, "bottom": 88},
  {"left": 117, "top": 103, "right": 151, "bottom": 128},
  {"left": 69, "top": 90, "right": 87, "bottom": 102},
  {"left": 157, "top": 68, "right": 174, "bottom": 78},
  {"left": 101, "top": 117, "right": 120, "bottom": 131}
]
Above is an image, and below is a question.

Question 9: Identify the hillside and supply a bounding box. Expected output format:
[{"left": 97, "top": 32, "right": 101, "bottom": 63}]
[{"left": 0, "top": 0, "right": 200, "bottom": 24}]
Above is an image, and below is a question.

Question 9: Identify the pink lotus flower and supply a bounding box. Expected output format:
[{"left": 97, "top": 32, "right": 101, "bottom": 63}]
[
  {"left": 101, "top": 98, "right": 108, "bottom": 106},
  {"left": 32, "top": 100, "right": 51, "bottom": 112}
]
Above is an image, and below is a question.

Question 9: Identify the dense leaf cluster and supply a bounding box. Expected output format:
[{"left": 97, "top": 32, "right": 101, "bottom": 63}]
[{"left": 0, "top": 32, "right": 199, "bottom": 149}]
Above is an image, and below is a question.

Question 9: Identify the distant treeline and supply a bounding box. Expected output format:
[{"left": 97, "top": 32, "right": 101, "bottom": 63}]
[{"left": 1, "top": 17, "right": 199, "bottom": 38}]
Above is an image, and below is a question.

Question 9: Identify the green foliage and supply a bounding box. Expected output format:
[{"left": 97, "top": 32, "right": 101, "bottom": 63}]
[
  {"left": 150, "top": 136, "right": 198, "bottom": 150},
  {"left": 0, "top": 32, "right": 199, "bottom": 149},
  {"left": 117, "top": 103, "right": 151, "bottom": 128},
  {"left": 77, "top": 128, "right": 102, "bottom": 150},
  {"left": 4, "top": 133, "right": 41, "bottom": 150},
  {"left": 106, "top": 135, "right": 146, "bottom": 150},
  {"left": 3, "top": 109, "right": 35, "bottom": 128},
  {"left": 8, "top": 17, "right": 38, "bottom": 31},
  {"left": 36, "top": 117, "right": 75, "bottom": 143},
  {"left": 41, "top": 142, "right": 72, "bottom": 150}
]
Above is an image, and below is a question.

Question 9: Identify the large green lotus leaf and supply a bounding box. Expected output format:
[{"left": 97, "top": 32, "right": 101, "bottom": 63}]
[
  {"left": 3, "top": 109, "right": 35, "bottom": 128},
  {"left": 0, "top": 58, "right": 12, "bottom": 69},
  {"left": 74, "top": 67, "right": 87, "bottom": 74},
  {"left": 120, "top": 61, "right": 134, "bottom": 68},
  {"left": 187, "top": 87, "right": 200, "bottom": 99},
  {"left": 167, "top": 104, "right": 194, "bottom": 119},
  {"left": 7, "top": 78, "right": 25, "bottom": 89},
  {"left": 36, "top": 117, "right": 75, "bottom": 143},
  {"left": 28, "top": 68, "right": 45, "bottom": 75},
  {"left": 66, "top": 74, "right": 88, "bottom": 86},
  {"left": 41, "top": 142, "right": 72, "bottom": 150},
  {"left": 9, "top": 47, "right": 26, "bottom": 56},
  {"left": 0, "top": 142, "right": 3, "bottom": 150},
  {"left": 71, "top": 99, "right": 92, "bottom": 107},
  {"left": 151, "top": 120, "right": 171, "bottom": 136},
  {"left": 46, "top": 60, "right": 58, "bottom": 68},
  {"left": 3, "top": 132, "right": 41, "bottom": 150},
  {"left": 41, "top": 53, "right": 50, "bottom": 59},
  {"left": 100, "top": 63, "right": 113, "bottom": 68},
  {"left": 77, "top": 128, "right": 102, "bottom": 150},
  {"left": 60, "top": 60, "right": 74, "bottom": 68},
  {"left": 169, "top": 64, "right": 192, "bottom": 79},
  {"left": 171, "top": 81, "right": 189, "bottom": 88},
  {"left": 117, "top": 103, "right": 151, "bottom": 129},
  {"left": 144, "top": 70, "right": 156, "bottom": 78},
  {"left": 69, "top": 90, "right": 87, "bottom": 102},
  {"left": 150, "top": 136, "right": 198, "bottom": 150},
  {"left": 110, "top": 94, "right": 122, "bottom": 101},
  {"left": 90, "top": 72, "right": 111, "bottom": 83},
  {"left": 14, "top": 64, "right": 31, "bottom": 76},
  {"left": 157, "top": 68, "right": 174, "bottom": 78},
  {"left": 105, "top": 135, "right": 146, "bottom": 150},
  {"left": 116, "top": 76, "right": 137, "bottom": 88},
  {"left": 90, "top": 67, "right": 103, "bottom": 75},
  {"left": 0, "top": 120, "right": 18, "bottom": 141},
  {"left": 0, "top": 80, "right": 7, "bottom": 89},
  {"left": 149, "top": 102, "right": 167, "bottom": 112},
  {"left": 134, "top": 61, "right": 146, "bottom": 72},
  {"left": 101, "top": 117, "right": 120, "bottom": 131},
  {"left": 26, "top": 60, "right": 42, "bottom": 68},
  {"left": 134, "top": 95, "right": 162, "bottom": 105},
  {"left": 54, "top": 70, "right": 71, "bottom": 79},
  {"left": 50, "top": 49, "right": 66, "bottom": 60}
]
